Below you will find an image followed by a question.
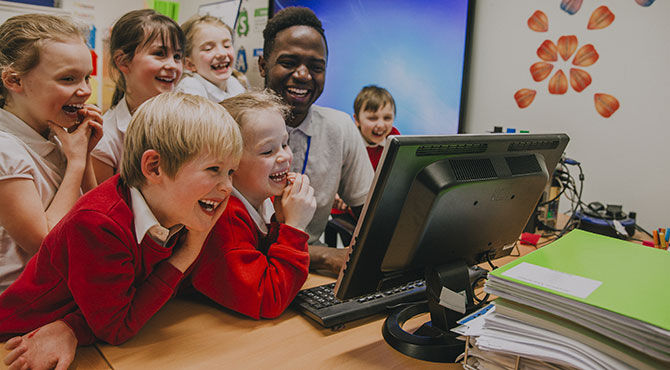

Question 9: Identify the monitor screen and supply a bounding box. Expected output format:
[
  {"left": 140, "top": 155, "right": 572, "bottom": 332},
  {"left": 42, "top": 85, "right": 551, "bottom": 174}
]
[
  {"left": 335, "top": 133, "right": 570, "bottom": 300},
  {"left": 270, "top": 0, "right": 473, "bottom": 134}
]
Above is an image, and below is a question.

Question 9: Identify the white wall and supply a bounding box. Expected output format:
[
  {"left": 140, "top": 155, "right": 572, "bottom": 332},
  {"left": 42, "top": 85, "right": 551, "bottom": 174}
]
[{"left": 464, "top": 0, "right": 670, "bottom": 230}]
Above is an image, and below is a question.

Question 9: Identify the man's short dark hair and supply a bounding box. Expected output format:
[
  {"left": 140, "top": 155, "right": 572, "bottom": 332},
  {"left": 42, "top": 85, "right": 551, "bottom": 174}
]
[{"left": 263, "top": 7, "right": 328, "bottom": 59}]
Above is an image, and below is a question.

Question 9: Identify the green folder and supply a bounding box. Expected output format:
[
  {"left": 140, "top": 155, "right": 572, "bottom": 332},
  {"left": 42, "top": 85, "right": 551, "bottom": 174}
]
[{"left": 489, "top": 229, "right": 670, "bottom": 331}]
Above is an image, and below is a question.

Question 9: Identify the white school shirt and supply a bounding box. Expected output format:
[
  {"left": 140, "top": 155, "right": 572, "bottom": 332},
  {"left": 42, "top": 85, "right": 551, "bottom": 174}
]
[
  {"left": 231, "top": 187, "right": 274, "bottom": 235},
  {"left": 91, "top": 97, "right": 132, "bottom": 172},
  {"left": 129, "top": 187, "right": 183, "bottom": 246},
  {"left": 0, "top": 109, "right": 68, "bottom": 292},
  {"left": 176, "top": 73, "right": 246, "bottom": 103},
  {"left": 286, "top": 105, "right": 374, "bottom": 244}
]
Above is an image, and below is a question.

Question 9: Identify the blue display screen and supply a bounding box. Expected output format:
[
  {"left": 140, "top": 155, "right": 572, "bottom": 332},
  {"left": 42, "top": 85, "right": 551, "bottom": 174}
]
[{"left": 271, "top": 0, "right": 472, "bottom": 134}]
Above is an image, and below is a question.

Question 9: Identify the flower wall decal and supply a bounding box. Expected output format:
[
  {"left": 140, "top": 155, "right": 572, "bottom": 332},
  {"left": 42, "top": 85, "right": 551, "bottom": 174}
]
[{"left": 515, "top": 6, "right": 622, "bottom": 118}]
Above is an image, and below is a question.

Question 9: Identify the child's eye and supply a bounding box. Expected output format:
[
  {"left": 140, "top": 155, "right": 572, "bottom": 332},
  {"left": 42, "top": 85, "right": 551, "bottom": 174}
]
[
  {"left": 207, "top": 166, "right": 220, "bottom": 173},
  {"left": 174, "top": 53, "right": 182, "bottom": 61},
  {"left": 61, "top": 76, "right": 74, "bottom": 82},
  {"left": 228, "top": 169, "right": 235, "bottom": 176},
  {"left": 261, "top": 149, "right": 273, "bottom": 155}
]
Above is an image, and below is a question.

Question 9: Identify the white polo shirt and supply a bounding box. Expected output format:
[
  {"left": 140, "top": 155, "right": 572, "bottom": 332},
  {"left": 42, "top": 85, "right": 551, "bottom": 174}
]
[
  {"left": 0, "top": 109, "right": 68, "bottom": 292},
  {"left": 286, "top": 105, "right": 374, "bottom": 244},
  {"left": 176, "top": 73, "right": 246, "bottom": 103},
  {"left": 91, "top": 97, "right": 132, "bottom": 172}
]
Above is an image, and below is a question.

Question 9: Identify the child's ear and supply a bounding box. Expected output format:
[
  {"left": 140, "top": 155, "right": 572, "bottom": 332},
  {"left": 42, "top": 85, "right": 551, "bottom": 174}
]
[
  {"left": 258, "top": 55, "right": 267, "bottom": 78},
  {"left": 1, "top": 68, "right": 23, "bottom": 93},
  {"left": 113, "top": 50, "right": 131, "bottom": 75},
  {"left": 141, "top": 149, "right": 163, "bottom": 184},
  {"left": 183, "top": 56, "right": 197, "bottom": 72},
  {"left": 353, "top": 114, "right": 360, "bottom": 128}
]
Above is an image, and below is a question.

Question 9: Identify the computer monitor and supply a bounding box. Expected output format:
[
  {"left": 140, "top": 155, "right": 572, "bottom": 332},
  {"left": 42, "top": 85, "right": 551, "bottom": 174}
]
[{"left": 334, "top": 133, "right": 569, "bottom": 362}]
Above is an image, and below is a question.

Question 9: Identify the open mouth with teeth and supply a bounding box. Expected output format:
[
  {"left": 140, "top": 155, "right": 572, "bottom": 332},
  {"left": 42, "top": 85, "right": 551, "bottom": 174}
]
[
  {"left": 198, "top": 198, "right": 224, "bottom": 215},
  {"left": 285, "top": 87, "right": 310, "bottom": 103},
  {"left": 371, "top": 128, "right": 387, "bottom": 138},
  {"left": 156, "top": 76, "right": 176, "bottom": 84},
  {"left": 269, "top": 170, "right": 288, "bottom": 183},
  {"left": 62, "top": 104, "right": 84, "bottom": 115},
  {"left": 211, "top": 61, "right": 230, "bottom": 72}
]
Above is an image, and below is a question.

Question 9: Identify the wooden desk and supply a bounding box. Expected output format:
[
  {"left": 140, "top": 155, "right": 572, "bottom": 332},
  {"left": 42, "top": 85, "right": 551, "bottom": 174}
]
[
  {"left": 95, "top": 273, "right": 457, "bottom": 369},
  {"left": 7, "top": 216, "right": 647, "bottom": 369}
]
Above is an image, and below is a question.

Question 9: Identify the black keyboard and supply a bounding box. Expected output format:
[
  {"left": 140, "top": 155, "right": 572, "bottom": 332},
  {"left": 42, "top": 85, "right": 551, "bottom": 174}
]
[{"left": 294, "top": 280, "right": 426, "bottom": 328}]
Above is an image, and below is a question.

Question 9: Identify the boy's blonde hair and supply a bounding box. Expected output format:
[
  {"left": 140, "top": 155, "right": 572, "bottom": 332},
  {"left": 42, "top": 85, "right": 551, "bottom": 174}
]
[
  {"left": 0, "top": 13, "right": 88, "bottom": 107},
  {"left": 353, "top": 85, "right": 396, "bottom": 117},
  {"left": 121, "top": 92, "right": 242, "bottom": 188},
  {"left": 220, "top": 89, "right": 289, "bottom": 130}
]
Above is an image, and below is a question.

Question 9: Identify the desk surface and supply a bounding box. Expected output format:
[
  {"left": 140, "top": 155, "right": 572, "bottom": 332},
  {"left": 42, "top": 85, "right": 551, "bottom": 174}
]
[
  {"left": 2, "top": 219, "right": 652, "bottom": 369},
  {"left": 95, "top": 273, "right": 460, "bottom": 369},
  {"left": 0, "top": 244, "right": 538, "bottom": 370}
]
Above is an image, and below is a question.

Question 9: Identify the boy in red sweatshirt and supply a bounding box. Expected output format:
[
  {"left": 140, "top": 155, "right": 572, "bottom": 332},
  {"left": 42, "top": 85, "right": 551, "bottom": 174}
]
[
  {"left": 1, "top": 92, "right": 242, "bottom": 369},
  {"left": 191, "top": 90, "right": 315, "bottom": 319}
]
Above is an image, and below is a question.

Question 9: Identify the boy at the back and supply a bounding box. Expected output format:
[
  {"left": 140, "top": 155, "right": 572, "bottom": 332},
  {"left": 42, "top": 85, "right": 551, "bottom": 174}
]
[
  {"left": 353, "top": 85, "right": 400, "bottom": 170},
  {"left": 330, "top": 85, "right": 400, "bottom": 220},
  {"left": 0, "top": 92, "right": 242, "bottom": 368}
]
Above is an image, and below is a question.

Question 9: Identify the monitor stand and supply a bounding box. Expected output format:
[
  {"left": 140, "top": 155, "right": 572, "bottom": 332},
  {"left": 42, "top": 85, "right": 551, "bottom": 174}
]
[{"left": 382, "top": 261, "right": 474, "bottom": 363}]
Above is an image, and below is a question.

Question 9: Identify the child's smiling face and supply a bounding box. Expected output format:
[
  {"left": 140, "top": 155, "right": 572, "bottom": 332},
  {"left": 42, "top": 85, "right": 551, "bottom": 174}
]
[
  {"left": 355, "top": 103, "right": 395, "bottom": 146},
  {"left": 186, "top": 23, "right": 235, "bottom": 89},
  {"left": 234, "top": 109, "right": 293, "bottom": 209},
  {"left": 156, "top": 151, "right": 237, "bottom": 232},
  {"left": 11, "top": 38, "right": 92, "bottom": 132},
  {"left": 121, "top": 37, "right": 183, "bottom": 110}
]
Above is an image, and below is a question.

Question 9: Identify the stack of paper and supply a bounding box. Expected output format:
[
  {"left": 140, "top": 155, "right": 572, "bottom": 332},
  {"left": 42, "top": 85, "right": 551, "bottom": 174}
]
[{"left": 454, "top": 230, "right": 670, "bottom": 369}]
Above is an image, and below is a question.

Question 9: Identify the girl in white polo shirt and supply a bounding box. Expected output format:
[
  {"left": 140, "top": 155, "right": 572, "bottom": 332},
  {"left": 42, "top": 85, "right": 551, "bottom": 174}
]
[
  {"left": 0, "top": 14, "right": 102, "bottom": 292},
  {"left": 91, "top": 9, "right": 184, "bottom": 183},
  {"left": 177, "top": 15, "right": 248, "bottom": 103}
]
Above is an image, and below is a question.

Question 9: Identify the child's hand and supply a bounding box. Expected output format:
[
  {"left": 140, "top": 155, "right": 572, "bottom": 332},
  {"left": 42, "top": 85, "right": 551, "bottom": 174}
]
[
  {"left": 332, "top": 193, "right": 349, "bottom": 211},
  {"left": 279, "top": 173, "right": 316, "bottom": 231},
  {"left": 3, "top": 320, "right": 77, "bottom": 370},
  {"left": 168, "top": 198, "right": 226, "bottom": 273},
  {"left": 78, "top": 104, "right": 103, "bottom": 153}
]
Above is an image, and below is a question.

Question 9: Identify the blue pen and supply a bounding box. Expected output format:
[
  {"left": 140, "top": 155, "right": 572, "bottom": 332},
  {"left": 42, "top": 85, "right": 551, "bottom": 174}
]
[{"left": 666, "top": 228, "right": 669, "bottom": 243}]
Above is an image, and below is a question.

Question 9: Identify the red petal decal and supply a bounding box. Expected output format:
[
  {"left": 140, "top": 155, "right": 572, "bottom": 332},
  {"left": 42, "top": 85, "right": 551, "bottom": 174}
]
[
  {"left": 514, "top": 89, "right": 536, "bottom": 108},
  {"left": 528, "top": 11, "right": 549, "bottom": 32},
  {"left": 569, "top": 68, "right": 591, "bottom": 92},
  {"left": 558, "top": 35, "right": 578, "bottom": 61},
  {"left": 588, "top": 6, "right": 615, "bottom": 30},
  {"left": 537, "top": 40, "right": 558, "bottom": 62},
  {"left": 573, "top": 44, "right": 599, "bottom": 66},
  {"left": 548, "top": 70, "right": 568, "bottom": 95},
  {"left": 530, "top": 62, "right": 554, "bottom": 82},
  {"left": 594, "top": 93, "right": 620, "bottom": 118}
]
